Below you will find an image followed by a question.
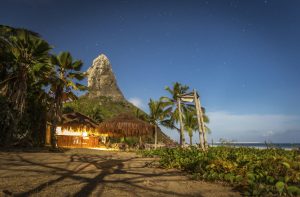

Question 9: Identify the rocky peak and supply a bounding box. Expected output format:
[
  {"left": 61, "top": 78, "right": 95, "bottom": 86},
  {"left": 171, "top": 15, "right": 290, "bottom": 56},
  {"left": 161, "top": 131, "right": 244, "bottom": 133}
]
[{"left": 86, "top": 54, "right": 125, "bottom": 101}]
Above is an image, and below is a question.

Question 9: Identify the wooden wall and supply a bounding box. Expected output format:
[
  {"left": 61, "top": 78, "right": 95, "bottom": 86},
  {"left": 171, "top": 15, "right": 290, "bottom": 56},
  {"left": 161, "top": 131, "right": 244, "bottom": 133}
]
[{"left": 56, "top": 135, "right": 101, "bottom": 148}]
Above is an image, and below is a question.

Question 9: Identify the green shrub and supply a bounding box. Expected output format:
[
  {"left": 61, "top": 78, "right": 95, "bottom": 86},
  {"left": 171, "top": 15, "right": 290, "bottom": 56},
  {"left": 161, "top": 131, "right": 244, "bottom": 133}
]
[{"left": 141, "top": 146, "right": 300, "bottom": 196}]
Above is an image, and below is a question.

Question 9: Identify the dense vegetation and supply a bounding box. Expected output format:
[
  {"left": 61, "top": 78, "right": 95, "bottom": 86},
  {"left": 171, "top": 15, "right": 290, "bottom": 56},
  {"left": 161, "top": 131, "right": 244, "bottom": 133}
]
[
  {"left": 0, "top": 25, "right": 85, "bottom": 147},
  {"left": 141, "top": 147, "right": 300, "bottom": 196},
  {"left": 63, "top": 95, "right": 145, "bottom": 122}
]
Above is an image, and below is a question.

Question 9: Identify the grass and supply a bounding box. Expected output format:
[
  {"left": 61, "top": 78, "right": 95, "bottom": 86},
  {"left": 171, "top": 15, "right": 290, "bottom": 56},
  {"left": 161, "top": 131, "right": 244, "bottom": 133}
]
[{"left": 63, "top": 96, "right": 144, "bottom": 122}]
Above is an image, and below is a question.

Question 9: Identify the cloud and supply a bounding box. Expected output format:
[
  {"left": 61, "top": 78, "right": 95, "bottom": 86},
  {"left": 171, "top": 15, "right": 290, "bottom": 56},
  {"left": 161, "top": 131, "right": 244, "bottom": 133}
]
[
  {"left": 206, "top": 111, "right": 300, "bottom": 142},
  {"left": 155, "top": 111, "right": 300, "bottom": 144},
  {"left": 128, "top": 97, "right": 144, "bottom": 109},
  {"left": 263, "top": 130, "right": 274, "bottom": 137}
]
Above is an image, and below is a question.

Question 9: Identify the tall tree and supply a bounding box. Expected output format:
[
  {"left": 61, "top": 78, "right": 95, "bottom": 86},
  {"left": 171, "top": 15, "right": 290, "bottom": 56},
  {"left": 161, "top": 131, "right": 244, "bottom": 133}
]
[
  {"left": 183, "top": 109, "right": 198, "bottom": 146},
  {"left": 161, "top": 82, "right": 189, "bottom": 146},
  {"left": 0, "top": 25, "right": 52, "bottom": 114},
  {"left": 0, "top": 25, "right": 52, "bottom": 146},
  {"left": 49, "top": 52, "right": 86, "bottom": 148},
  {"left": 148, "top": 98, "right": 171, "bottom": 149}
]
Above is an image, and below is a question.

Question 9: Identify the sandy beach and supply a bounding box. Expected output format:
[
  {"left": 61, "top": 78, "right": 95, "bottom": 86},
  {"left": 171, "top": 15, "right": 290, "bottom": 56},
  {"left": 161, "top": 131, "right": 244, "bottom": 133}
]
[{"left": 0, "top": 149, "right": 240, "bottom": 197}]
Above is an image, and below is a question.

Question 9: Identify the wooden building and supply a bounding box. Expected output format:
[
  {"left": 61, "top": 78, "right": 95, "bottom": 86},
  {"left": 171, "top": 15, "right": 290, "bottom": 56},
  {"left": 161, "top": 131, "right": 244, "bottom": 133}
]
[
  {"left": 45, "top": 112, "right": 155, "bottom": 148},
  {"left": 46, "top": 112, "right": 107, "bottom": 148},
  {"left": 98, "top": 113, "right": 155, "bottom": 146},
  {"left": 98, "top": 113, "right": 154, "bottom": 137}
]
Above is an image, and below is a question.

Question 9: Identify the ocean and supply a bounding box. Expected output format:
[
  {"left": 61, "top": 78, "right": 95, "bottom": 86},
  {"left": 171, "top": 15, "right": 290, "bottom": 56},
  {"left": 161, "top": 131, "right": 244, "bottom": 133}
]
[{"left": 211, "top": 143, "right": 300, "bottom": 150}]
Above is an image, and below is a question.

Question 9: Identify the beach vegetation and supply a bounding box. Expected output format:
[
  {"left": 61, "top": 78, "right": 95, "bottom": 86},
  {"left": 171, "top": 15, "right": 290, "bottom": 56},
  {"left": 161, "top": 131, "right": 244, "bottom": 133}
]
[{"left": 141, "top": 146, "right": 300, "bottom": 196}]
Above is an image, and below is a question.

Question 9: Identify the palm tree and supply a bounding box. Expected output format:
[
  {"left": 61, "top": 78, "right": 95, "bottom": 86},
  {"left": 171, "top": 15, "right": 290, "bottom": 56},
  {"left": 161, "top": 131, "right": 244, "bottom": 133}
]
[
  {"left": 0, "top": 25, "right": 53, "bottom": 145},
  {"left": 183, "top": 109, "right": 198, "bottom": 146},
  {"left": 49, "top": 52, "right": 86, "bottom": 148},
  {"left": 0, "top": 25, "right": 52, "bottom": 114},
  {"left": 148, "top": 98, "right": 171, "bottom": 149},
  {"left": 135, "top": 108, "right": 148, "bottom": 122},
  {"left": 201, "top": 107, "right": 211, "bottom": 148},
  {"left": 161, "top": 82, "right": 189, "bottom": 146}
]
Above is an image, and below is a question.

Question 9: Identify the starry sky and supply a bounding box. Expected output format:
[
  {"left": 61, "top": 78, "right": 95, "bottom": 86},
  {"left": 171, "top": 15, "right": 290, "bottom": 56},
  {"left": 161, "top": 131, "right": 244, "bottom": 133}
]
[{"left": 1, "top": 0, "right": 300, "bottom": 143}]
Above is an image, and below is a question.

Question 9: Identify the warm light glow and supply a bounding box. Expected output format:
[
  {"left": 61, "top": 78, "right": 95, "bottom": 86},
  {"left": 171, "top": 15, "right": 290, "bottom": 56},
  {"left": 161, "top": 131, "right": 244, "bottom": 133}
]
[
  {"left": 56, "top": 127, "right": 62, "bottom": 134},
  {"left": 100, "top": 136, "right": 106, "bottom": 143},
  {"left": 55, "top": 126, "right": 102, "bottom": 137},
  {"left": 56, "top": 127, "right": 81, "bottom": 136}
]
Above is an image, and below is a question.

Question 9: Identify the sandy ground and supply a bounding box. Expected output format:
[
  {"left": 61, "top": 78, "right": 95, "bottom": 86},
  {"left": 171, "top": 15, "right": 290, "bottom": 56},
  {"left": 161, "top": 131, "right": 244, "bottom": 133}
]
[{"left": 0, "top": 149, "right": 241, "bottom": 197}]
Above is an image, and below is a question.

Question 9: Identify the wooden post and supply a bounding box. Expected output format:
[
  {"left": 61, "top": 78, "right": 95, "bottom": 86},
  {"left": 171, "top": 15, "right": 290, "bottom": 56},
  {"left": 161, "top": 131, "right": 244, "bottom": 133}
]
[
  {"left": 197, "top": 96, "right": 208, "bottom": 149},
  {"left": 193, "top": 89, "right": 205, "bottom": 151},
  {"left": 177, "top": 97, "right": 185, "bottom": 147},
  {"left": 197, "top": 92, "right": 207, "bottom": 150},
  {"left": 45, "top": 123, "right": 51, "bottom": 146},
  {"left": 154, "top": 125, "right": 158, "bottom": 149}
]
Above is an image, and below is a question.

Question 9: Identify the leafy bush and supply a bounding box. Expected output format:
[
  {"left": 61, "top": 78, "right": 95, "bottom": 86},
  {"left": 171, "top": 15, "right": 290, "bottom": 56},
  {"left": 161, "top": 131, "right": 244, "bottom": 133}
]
[{"left": 141, "top": 147, "right": 300, "bottom": 196}]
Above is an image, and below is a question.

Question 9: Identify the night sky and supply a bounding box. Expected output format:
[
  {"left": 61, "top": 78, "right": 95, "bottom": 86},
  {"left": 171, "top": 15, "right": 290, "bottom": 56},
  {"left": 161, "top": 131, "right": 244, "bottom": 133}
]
[{"left": 1, "top": 0, "right": 300, "bottom": 143}]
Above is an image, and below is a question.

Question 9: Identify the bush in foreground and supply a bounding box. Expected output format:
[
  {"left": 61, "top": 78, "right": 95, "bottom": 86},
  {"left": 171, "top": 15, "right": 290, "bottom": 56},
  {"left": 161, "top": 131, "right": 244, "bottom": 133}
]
[{"left": 140, "top": 147, "right": 300, "bottom": 196}]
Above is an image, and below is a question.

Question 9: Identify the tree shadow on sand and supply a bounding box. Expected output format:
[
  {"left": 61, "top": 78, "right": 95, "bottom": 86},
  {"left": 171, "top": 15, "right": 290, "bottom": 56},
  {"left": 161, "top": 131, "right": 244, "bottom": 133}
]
[{"left": 1, "top": 152, "right": 204, "bottom": 197}]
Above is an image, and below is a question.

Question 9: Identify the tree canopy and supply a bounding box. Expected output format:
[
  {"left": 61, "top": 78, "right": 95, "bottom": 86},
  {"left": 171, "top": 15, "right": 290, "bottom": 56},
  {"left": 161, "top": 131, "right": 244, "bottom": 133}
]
[{"left": 0, "top": 25, "right": 86, "bottom": 147}]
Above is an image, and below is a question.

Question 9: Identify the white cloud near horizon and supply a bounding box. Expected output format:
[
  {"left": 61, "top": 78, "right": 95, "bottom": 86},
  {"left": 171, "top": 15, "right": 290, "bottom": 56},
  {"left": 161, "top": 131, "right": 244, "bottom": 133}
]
[
  {"left": 155, "top": 111, "right": 300, "bottom": 144},
  {"left": 206, "top": 111, "right": 300, "bottom": 143},
  {"left": 128, "top": 97, "right": 144, "bottom": 109}
]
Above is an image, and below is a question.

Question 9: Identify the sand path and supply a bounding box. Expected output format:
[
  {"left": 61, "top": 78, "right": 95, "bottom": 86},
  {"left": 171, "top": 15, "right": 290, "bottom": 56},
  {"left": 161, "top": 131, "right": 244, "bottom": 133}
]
[{"left": 0, "top": 149, "right": 240, "bottom": 197}]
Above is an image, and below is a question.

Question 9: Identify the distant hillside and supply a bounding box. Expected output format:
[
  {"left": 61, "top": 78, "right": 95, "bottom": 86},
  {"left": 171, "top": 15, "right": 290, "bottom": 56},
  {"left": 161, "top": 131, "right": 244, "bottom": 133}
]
[{"left": 64, "top": 95, "right": 145, "bottom": 122}]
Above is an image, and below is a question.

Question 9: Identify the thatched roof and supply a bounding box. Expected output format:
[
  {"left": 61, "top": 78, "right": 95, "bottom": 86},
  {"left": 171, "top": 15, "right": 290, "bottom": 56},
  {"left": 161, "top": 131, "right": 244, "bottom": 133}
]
[
  {"left": 98, "top": 113, "right": 154, "bottom": 137},
  {"left": 60, "top": 112, "right": 98, "bottom": 128}
]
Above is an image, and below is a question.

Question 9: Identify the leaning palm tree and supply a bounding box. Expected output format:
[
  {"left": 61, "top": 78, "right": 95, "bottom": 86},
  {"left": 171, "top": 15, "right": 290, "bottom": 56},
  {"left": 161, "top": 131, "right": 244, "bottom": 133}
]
[
  {"left": 160, "top": 82, "right": 190, "bottom": 146},
  {"left": 148, "top": 98, "right": 172, "bottom": 149},
  {"left": 49, "top": 52, "right": 86, "bottom": 148}
]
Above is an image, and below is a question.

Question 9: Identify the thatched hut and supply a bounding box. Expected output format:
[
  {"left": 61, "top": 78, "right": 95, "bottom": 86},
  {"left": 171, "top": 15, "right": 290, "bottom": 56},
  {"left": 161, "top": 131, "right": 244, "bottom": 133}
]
[
  {"left": 54, "top": 112, "right": 107, "bottom": 148},
  {"left": 57, "top": 112, "right": 98, "bottom": 136},
  {"left": 98, "top": 113, "right": 154, "bottom": 137}
]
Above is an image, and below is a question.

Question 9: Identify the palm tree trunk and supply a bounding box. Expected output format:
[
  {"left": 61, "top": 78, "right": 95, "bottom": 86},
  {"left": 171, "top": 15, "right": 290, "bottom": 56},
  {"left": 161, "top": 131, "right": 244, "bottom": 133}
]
[
  {"left": 189, "top": 135, "right": 193, "bottom": 146},
  {"left": 203, "top": 129, "right": 207, "bottom": 149},
  {"left": 50, "top": 101, "right": 59, "bottom": 148},
  {"left": 50, "top": 119, "right": 57, "bottom": 148},
  {"left": 50, "top": 86, "right": 63, "bottom": 149},
  {"left": 154, "top": 125, "right": 157, "bottom": 149},
  {"left": 13, "top": 66, "right": 28, "bottom": 115},
  {"left": 177, "top": 98, "right": 185, "bottom": 147}
]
